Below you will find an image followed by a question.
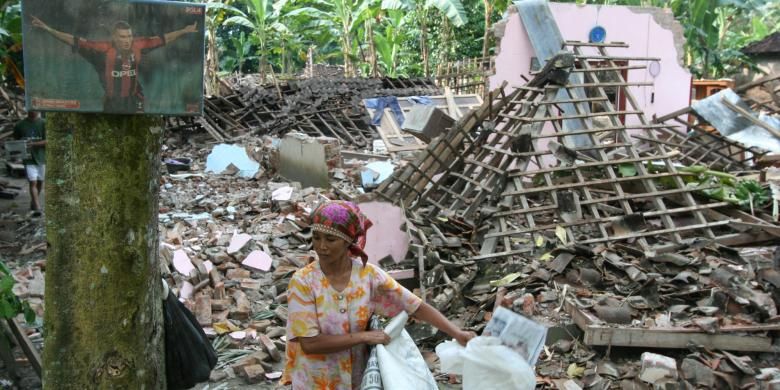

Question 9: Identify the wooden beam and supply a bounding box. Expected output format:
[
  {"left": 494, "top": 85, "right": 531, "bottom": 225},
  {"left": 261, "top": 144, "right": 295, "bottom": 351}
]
[
  {"left": 565, "top": 300, "right": 775, "bottom": 352},
  {"left": 7, "top": 318, "right": 41, "bottom": 377}
]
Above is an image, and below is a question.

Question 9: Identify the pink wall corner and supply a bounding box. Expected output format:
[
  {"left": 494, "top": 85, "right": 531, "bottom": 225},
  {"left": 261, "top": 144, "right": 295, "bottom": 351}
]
[
  {"left": 358, "top": 201, "right": 410, "bottom": 267},
  {"left": 490, "top": 2, "right": 692, "bottom": 121}
]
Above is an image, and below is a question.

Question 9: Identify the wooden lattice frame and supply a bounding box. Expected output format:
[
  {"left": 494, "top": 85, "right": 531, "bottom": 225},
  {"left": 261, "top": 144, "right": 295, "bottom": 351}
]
[{"left": 379, "top": 42, "right": 760, "bottom": 260}]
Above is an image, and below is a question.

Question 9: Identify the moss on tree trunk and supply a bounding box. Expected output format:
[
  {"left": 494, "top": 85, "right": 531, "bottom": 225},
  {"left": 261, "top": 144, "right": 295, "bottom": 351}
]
[{"left": 43, "top": 113, "right": 165, "bottom": 389}]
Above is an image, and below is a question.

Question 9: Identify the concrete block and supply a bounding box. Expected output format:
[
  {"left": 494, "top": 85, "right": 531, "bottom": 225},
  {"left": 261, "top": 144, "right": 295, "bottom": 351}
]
[
  {"left": 242, "top": 364, "right": 265, "bottom": 384},
  {"left": 278, "top": 133, "right": 340, "bottom": 188},
  {"left": 401, "top": 104, "right": 455, "bottom": 143},
  {"left": 194, "top": 293, "right": 212, "bottom": 326},
  {"left": 639, "top": 352, "right": 678, "bottom": 385}
]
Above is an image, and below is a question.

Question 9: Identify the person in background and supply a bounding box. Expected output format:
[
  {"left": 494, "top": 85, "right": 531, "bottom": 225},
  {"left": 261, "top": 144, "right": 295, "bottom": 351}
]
[
  {"left": 281, "top": 200, "right": 475, "bottom": 389},
  {"left": 12, "top": 111, "right": 46, "bottom": 216}
]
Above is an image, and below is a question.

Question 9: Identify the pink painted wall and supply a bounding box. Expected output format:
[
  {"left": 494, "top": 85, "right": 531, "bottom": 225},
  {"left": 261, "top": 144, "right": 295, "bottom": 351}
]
[
  {"left": 490, "top": 2, "right": 692, "bottom": 121},
  {"left": 358, "top": 201, "right": 410, "bottom": 268}
]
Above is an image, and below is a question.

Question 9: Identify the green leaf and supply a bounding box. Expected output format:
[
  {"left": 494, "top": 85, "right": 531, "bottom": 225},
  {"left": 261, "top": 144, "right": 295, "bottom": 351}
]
[
  {"left": 0, "top": 261, "right": 10, "bottom": 276},
  {"left": 270, "top": 21, "right": 290, "bottom": 34},
  {"left": 206, "top": 2, "right": 244, "bottom": 16},
  {"left": 23, "top": 302, "right": 35, "bottom": 324},
  {"left": 555, "top": 225, "right": 568, "bottom": 244},
  {"left": 381, "top": 0, "right": 409, "bottom": 10},
  {"left": 424, "top": 0, "right": 467, "bottom": 26},
  {"left": 284, "top": 7, "right": 322, "bottom": 17},
  {"left": 618, "top": 164, "right": 637, "bottom": 177},
  {"left": 0, "top": 275, "right": 13, "bottom": 295},
  {"left": 489, "top": 272, "right": 522, "bottom": 287},
  {"left": 0, "top": 299, "right": 15, "bottom": 319},
  {"left": 751, "top": 16, "right": 769, "bottom": 40},
  {"left": 567, "top": 363, "right": 585, "bottom": 378},
  {"left": 223, "top": 15, "right": 255, "bottom": 29}
]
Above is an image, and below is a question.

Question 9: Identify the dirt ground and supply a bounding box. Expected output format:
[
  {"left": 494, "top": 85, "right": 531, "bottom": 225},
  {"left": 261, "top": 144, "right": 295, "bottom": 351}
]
[{"left": 0, "top": 173, "right": 43, "bottom": 390}]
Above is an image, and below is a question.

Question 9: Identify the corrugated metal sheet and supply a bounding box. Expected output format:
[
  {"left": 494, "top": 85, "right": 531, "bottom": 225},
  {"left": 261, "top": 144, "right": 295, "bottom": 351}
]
[
  {"left": 692, "top": 88, "right": 780, "bottom": 152},
  {"left": 692, "top": 89, "right": 757, "bottom": 136}
]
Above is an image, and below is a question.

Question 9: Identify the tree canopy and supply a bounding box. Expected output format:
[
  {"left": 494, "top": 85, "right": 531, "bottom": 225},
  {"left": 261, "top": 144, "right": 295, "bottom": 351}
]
[{"left": 0, "top": 0, "right": 777, "bottom": 83}]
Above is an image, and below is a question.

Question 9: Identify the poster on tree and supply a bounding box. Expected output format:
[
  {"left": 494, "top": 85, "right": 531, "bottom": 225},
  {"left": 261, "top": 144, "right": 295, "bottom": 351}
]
[{"left": 21, "top": 0, "right": 205, "bottom": 115}]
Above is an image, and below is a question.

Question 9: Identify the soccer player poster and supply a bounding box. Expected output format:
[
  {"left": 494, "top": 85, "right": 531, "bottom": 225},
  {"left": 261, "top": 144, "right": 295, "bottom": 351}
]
[{"left": 21, "top": 0, "right": 205, "bottom": 115}]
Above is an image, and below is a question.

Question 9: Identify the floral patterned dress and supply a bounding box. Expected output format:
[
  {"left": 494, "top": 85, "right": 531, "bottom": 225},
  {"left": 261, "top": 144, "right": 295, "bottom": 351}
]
[{"left": 281, "top": 259, "right": 422, "bottom": 389}]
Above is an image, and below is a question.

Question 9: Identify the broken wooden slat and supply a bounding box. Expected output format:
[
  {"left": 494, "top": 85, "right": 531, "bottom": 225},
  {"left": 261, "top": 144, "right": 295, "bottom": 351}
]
[{"left": 565, "top": 299, "right": 776, "bottom": 352}]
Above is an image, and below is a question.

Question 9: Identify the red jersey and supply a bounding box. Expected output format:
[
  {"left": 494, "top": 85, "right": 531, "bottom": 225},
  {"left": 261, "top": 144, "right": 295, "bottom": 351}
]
[{"left": 74, "top": 37, "right": 164, "bottom": 99}]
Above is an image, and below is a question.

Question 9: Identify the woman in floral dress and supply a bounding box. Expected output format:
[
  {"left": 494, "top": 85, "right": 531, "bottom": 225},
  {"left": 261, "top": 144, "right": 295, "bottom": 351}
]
[{"left": 281, "top": 200, "right": 475, "bottom": 389}]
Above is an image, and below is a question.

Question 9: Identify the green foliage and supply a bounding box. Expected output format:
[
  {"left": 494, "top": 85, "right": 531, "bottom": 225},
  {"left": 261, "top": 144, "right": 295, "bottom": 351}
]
[
  {"left": 0, "top": 1, "right": 22, "bottom": 85},
  {"left": 618, "top": 164, "right": 638, "bottom": 177},
  {"left": 666, "top": 0, "right": 779, "bottom": 78},
  {"left": 373, "top": 10, "right": 409, "bottom": 76},
  {"left": 733, "top": 179, "right": 771, "bottom": 209},
  {"left": 0, "top": 262, "right": 35, "bottom": 324},
  {"left": 3, "top": 0, "right": 775, "bottom": 81},
  {"left": 381, "top": 0, "right": 468, "bottom": 27}
]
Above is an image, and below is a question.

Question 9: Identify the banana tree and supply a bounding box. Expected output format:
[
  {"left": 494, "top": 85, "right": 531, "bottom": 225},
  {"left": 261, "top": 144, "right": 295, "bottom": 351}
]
[
  {"left": 203, "top": 0, "right": 239, "bottom": 95},
  {"left": 381, "top": 0, "right": 467, "bottom": 76},
  {"left": 224, "top": 0, "right": 317, "bottom": 78},
  {"left": 314, "top": 0, "right": 375, "bottom": 76},
  {"left": 668, "top": 0, "right": 778, "bottom": 78},
  {"left": 373, "top": 9, "right": 407, "bottom": 76},
  {"left": 220, "top": 30, "right": 258, "bottom": 73}
]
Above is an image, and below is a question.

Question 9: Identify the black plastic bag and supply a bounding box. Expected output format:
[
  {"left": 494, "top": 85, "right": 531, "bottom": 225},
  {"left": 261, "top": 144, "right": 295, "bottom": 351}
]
[{"left": 163, "top": 291, "right": 218, "bottom": 389}]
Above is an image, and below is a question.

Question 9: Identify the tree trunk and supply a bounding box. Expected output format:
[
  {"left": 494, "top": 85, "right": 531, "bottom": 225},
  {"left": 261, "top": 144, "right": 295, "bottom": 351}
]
[
  {"left": 481, "top": 0, "right": 494, "bottom": 59},
  {"left": 43, "top": 113, "right": 165, "bottom": 389},
  {"left": 438, "top": 17, "right": 452, "bottom": 67},
  {"left": 366, "top": 19, "right": 378, "bottom": 77},
  {"left": 307, "top": 46, "right": 315, "bottom": 78},
  {"left": 259, "top": 50, "right": 267, "bottom": 82},
  {"left": 419, "top": 6, "right": 429, "bottom": 77},
  {"left": 341, "top": 33, "right": 353, "bottom": 77},
  {"left": 205, "top": 25, "right": 220, "bottom": 96}
]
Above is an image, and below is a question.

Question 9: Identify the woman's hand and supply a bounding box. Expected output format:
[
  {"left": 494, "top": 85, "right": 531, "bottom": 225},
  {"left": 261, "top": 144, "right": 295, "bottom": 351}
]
[
  {"left": 454, "top": 330, "right": 477, "bottom": 346},
  {"left": 361, "top": 330, "right": 391, "bottom": 345}
]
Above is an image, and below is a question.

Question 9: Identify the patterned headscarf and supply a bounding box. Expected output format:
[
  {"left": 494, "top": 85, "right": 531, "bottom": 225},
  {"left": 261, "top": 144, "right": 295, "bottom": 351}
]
[{"left": 310, "top": 201, "right": 373, "bottom": 265}]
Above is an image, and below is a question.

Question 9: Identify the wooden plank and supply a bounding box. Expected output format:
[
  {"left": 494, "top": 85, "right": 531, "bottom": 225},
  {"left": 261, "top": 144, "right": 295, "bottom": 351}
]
[
  {"left": 0, "top": 324, "right": 17, "bottom": 381},
  {"left": 502, "top": 110, "right": 643, "bottom": 122},
  {"left": 735, "top": 73, "right": 780, "bottom": 93},
  {"left": 568, "top": 66, "right": 648, "bottom": 73},
  {"left": 7, "top": 319, "right": 41, "bottom": 377},
  {"left": 444, "top": 87, "right": 463, "bottom": 120},
  {"left": 653, "top": 106, "right": 693, "bottom": 123},
  {"left": 564, "top": 40, "right": 629, "bottom": 48},
  {"left": 575, "top": 55, "right": 661, "bottom": 61},
  {"left": 531, "top": 123, "right": 669, "bottom": 139},
  {"left": 591, "top": 45, "right": 715, "bottom": 241},
  {"left": 565, "top": 300, "right": 774, "bottom": 352},
  {"left": 557, "top": 82, "right": 655, "bottom": 88}
]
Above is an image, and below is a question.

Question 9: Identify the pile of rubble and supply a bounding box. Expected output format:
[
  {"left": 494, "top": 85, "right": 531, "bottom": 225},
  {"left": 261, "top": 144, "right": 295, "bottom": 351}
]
[
  {"left": 166, "top": 76, "right": 442, "bottom": 148},
  {"left": 4, "top": 44, "right": 780, "bottom": 390},
  {"left": 0, "top": 86, "right": 24, "bottom": 134},
  {"left": 142, "top": 53, "right": 780, "bottom": 387}
]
